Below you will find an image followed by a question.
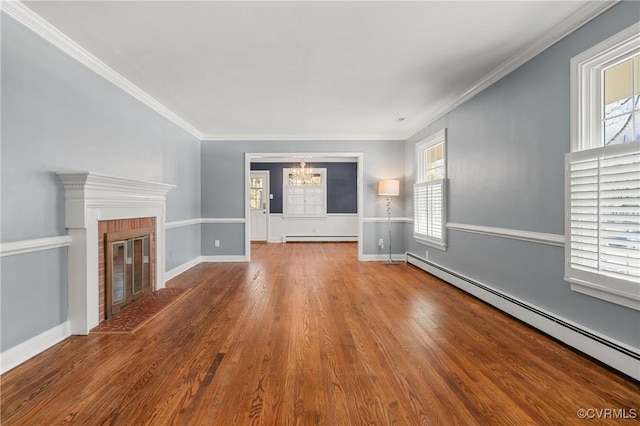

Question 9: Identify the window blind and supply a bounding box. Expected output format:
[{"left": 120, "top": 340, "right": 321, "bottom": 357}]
[
  {"left": 283, "top": 168, "right": 327, "bottom": 217},
  {"left": 414, "top": 179, "right": 446, "bottom": 245},
  {"left": 567, "top": 141, "right": 640, "bottom": 297}
]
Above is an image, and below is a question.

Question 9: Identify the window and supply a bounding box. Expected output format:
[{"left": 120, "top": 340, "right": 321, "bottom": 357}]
[
  {"left": 414, "top": 129, "right": 447, "bottom": 249},
  {"left": 566, "top": 24, "right": 640, "bottom": 310},
  {"left": 250, "top": 177, "right": 264, "bottom": 210},
  {"left": 283, "top": 167, "right": 327, "bottom": 217},
  {"left": 604, "top": 54, "right": 640, "bottom": 145}
]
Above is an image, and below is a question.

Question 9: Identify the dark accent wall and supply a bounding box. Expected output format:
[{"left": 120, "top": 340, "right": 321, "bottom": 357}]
[{"left": 251, "top": 162, "right": 357, "bottom": 214}]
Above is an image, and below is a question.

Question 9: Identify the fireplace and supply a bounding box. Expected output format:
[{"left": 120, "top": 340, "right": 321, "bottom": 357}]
[
  {"left": 100, "top": 219, "right": 156, "bottom": 320},
  {"left": 57, "top": 172, "right": 174, "bottom": 334}
]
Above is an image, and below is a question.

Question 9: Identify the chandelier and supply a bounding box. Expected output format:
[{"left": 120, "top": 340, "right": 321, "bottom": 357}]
[{"left": 291, "top": 160, "right": 317, "bottom": 185}]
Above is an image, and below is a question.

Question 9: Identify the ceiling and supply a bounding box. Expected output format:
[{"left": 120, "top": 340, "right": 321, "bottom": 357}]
[{"left": 21, "top": 1, "right": 610, "bottom": 141}]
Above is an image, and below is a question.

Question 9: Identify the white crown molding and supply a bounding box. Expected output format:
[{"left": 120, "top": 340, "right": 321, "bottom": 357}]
[
  {"left": 0, "top": 235, "right": 71, "bottom": 257},
  {"left": 57, "top": 171, "right": 175, "bottom": 202},
  {"left": 446, "top": 222, "right": 564, "bottom": 247},
  {"left": 404, "top": 0, "right": 620, "bottom": 140},
  {"left": 1, "top": 0, "right": 204, "bottom": 140},
  {"left": 201, "top": 134, "right": 404, "bottom": 142},
  {"left": 1, "top": 1, "right": 619, "bottom": 143}
]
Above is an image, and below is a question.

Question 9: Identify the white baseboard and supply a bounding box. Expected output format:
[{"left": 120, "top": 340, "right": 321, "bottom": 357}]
[
  {"left": 201, "top": 255, "right": 248, "bottom": 262},
  {"left": 0, "top": 321, "right": 71, "bottom": 374},
  {"left": 361, "top": 253, "right": 407, "bottom": 262},
  {"left": 165, "top": 257, "right": 201, "bottom": 282},
  {"left": 1, "top": 254, "right": 246, "bottom": 373},
  {"left": 406, "top": 253, "right": 640, "bottom": 381},
  {"left": 283, "top": 235, "right": 358, "bottom": 242}
]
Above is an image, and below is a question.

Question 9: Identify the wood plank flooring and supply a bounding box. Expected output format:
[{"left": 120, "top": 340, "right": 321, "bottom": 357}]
[{"left": 2, "top": 243, "right": 639, "bottom": 425}]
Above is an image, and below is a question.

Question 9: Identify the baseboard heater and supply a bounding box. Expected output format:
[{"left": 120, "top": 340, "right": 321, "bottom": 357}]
[
  {"left": 283, "top": 235, "right": 358, "bottom": 243},
  {"left": 406, "top": 252, "right": 640, "bottom": 381}
]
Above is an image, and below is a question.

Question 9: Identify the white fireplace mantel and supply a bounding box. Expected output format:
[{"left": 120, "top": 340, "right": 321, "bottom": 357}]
[{"left": 57, "top": 172, "right": 174, "bottom": 335}]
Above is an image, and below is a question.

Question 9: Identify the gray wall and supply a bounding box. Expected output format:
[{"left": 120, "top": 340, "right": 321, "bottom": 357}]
[
  {"left": 201, "top": 140, "right": 405, "bottom": 256},
  {"left": 166, "top": 225, "right": 202, "bottom": 271},
  {"left": 404, "top": 2, "right": 640, "bottom": 348},
  {"left": 1, "top": 14, "right": 201, "bottom": 351}
]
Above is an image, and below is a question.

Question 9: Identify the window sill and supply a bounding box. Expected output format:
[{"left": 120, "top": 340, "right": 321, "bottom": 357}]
[
  {"left": 565, "top": 275, "right": 640, "bottom": 311},
  {"left": 415, "top": 237, "right": 447, "bottom": 251}
]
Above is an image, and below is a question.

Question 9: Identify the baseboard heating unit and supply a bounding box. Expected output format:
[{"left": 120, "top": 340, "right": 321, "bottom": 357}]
[{"left": 406, "top": 252, "right": 640, "bottom": 381}]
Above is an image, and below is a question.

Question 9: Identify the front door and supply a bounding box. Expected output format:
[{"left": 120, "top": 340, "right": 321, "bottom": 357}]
[{"left": 250, "top": 171, "right": 269, "bottom": 241}]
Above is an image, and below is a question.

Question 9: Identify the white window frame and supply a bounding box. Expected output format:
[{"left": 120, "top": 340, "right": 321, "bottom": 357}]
[
  {"left": 566, "top": 24, "right": 640, "bottom": 310},
  {"left": 570, "top": 24, "right": 640, "bottom": 152},
  {"left": 282, "top": 167, "right": 327, "bottom": 218},
  {"left": 414, "top": 129, "right": 447, "bottom": 250}
]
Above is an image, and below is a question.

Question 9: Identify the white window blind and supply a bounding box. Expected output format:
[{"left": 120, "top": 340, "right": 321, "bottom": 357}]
[
  {"left": 414, "top": 180, "right": 445, "bottom": 244},
  {"left": 566, "top": 140, "right": 640, "bottom": 308}
]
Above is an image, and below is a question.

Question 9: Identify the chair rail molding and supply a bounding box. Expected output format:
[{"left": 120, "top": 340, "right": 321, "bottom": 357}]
[
  {"left": 0, "top": 235, "right": 72, "bottom": 257},
  {"left": 446, "top": 223, "right": 564, "bottom": 247}
]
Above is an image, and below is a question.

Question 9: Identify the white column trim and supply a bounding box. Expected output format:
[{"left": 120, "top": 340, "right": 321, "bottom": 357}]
[
  {"left": 446, "top": 222, "right": 564, "bottom": 247},
  {"left": 0, "top": 235, "right": 72, "bottom": 257}
]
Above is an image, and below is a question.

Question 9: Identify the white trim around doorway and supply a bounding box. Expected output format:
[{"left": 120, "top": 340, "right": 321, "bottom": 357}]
[{"left": 244, "top": 152, "right": 364, "bottom": 261}]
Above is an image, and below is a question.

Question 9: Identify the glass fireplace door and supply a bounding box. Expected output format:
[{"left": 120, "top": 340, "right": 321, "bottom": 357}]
[{"left": 106, "top": 230, "right": 153, "bottom": 317}]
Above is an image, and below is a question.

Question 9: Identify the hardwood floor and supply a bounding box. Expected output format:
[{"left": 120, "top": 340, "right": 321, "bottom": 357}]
[{"left": 2, "top": 243, "right": 639, "bottom": 425}]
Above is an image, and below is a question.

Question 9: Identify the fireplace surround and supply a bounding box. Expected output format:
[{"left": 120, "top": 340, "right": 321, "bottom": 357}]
[{"left": 57, "top": 172, "right": 174, "bottom": 334}]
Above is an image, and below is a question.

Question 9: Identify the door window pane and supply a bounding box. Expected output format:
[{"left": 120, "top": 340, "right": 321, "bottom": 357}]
[{"left": 250, "top": 178, "right": 263, "bottom": 210}]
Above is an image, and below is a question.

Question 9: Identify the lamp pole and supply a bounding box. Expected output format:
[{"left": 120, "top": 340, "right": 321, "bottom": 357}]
[
  {"left": 386, "top": 194, "right": 394, "bottom": 263},
  {"left": 378, "top": 179, "right": 400, "bottom": 265}
]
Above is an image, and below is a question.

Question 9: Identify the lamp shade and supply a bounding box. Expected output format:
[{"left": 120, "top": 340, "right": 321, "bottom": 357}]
[{"left": 378, "top": 179, "right": 399, "bottom": 196}]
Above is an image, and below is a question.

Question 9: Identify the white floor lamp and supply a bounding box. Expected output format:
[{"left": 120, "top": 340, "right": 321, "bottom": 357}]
[{"left": 378, "top": 179, "right": 400, "bottom": 264}]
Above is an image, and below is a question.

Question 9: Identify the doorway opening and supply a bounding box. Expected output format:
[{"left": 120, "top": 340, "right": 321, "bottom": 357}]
[{"left": 245, "top": 152, "right": 363, "bottom": 261}]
